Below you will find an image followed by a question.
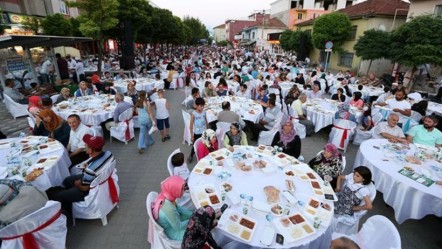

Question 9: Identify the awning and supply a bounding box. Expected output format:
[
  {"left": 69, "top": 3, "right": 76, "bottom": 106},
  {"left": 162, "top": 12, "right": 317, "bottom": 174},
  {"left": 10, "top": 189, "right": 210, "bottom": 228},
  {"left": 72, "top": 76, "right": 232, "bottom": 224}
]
[
  {"left": 239, "top": 40, "right": 256, "bottom": 46},
  {"left": 0, "top": 35, "right": 93, "bottom": 49}
]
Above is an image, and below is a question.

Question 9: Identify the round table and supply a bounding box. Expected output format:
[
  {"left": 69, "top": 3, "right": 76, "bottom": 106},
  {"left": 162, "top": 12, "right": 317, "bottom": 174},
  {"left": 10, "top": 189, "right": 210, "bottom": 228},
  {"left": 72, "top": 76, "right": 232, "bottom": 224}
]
[
  {"left": 427, "top": 101, "right": 442, "bottom": 116},
  {"left": 348, "top": 85, "right": 384, "bottom": 97},
  {"left": 354, "top": 139, "right": 442, "bottom": 224},
  {"left": 279, "top": 82, "right": 304, "bottom": 99},
  {"left": 303, "top": 99, "right": 338, "bottom": 133},
  {"left": 188, "top": 146, "right": 335, "bottom": 248},
  {"left": 0, "top": 136, "right": 71, "bottom": 191},
  {"left": 205, "top": 96, "right": 263, "bottom": 123},
  {"left": 113, "top": 78, "right": 156, "bottom": 93},
  {"left": 54, "top": 95, "right": 132, "bottom": 126}
]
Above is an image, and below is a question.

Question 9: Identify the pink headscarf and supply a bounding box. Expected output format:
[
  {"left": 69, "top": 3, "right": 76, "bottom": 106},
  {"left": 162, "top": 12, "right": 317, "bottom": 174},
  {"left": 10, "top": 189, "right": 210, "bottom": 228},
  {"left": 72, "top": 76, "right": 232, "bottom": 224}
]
[
  {"left": 324, "top": 143, "right": 340, "bottom": 158},
  {"left": 152, "top": 176, "right": 185, "bottom": 220},
  {"left": 28, "top": 96, "right": 41, "bottom": 111}
]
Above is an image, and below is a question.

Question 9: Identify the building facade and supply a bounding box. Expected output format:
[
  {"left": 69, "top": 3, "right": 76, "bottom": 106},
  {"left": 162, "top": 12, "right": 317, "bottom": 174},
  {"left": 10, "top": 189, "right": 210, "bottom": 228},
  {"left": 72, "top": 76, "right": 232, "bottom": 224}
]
[
  {"left": 225, "top": 13, "right": 266, "bottom": 43},
  {"left": 240, "top": 16, "right": 287, "bottom": 51},
  {"left": 213, "top": 24, "right": 226, "bottom": 43},
  {"left": 407, "top": 0, "right": 442, "bottom": 19}
]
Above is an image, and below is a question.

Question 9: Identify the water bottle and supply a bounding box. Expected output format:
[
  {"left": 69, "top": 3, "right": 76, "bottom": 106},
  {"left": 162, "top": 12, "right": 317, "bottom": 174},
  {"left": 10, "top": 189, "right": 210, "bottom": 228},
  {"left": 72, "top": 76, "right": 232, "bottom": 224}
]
[
  {"left": 298, "top": 155, "right": 304, "bottom": 162},
  {"left": 19, "top": 132, "right": 26, "bottom": 138}
]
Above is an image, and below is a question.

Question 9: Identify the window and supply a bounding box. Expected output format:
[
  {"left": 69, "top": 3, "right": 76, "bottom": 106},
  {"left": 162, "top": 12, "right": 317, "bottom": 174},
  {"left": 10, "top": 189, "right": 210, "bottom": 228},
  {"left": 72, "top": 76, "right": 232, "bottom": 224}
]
[
  {"left": 339, "top": 53, "right": 354, "bottom": 67},
  {"left": 252, "top": 32, "right": 255, "bottom": 39},
  {"left": 298, "top": 13, "right": 303, "bottom": 20},
  {"left": 305, "top": 29, "right": 312, "bottom": 35},
  {"left": 59, "top": 0, "right": 69, "bottom": 15},
  {"left": 350, "top": 25, "right": 357, "bottom": 40},
  {"left": 435, "top": 5, "right": 442, "bottom": 16},
  {"left": 291, "top": 1, "right": 298, "bottom": 9}
]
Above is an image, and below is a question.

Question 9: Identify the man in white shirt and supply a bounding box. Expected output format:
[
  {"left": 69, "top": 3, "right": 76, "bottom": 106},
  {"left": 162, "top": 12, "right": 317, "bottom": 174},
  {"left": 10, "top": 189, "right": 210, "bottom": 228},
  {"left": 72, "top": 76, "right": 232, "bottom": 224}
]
[
  {"left": 67, "top": 114, "right": 93, "bottom": 168},
  {"left": 374, "top": 88, "right": 411, "bottom": 118},
  {"left": 290, "top": 93, "right": 314, "bottom": 136},
  {"left": 40, "top": 58, "right": 52, "bottom": 84},
  {"left": 235, "top": 84, "right": 251, "bottom": 99},
  {"left": 372, "top": 113, "right": 407, "bottom": 143},
  {"left": 75, "top": 58, "right": 85, "bottom": 82}
]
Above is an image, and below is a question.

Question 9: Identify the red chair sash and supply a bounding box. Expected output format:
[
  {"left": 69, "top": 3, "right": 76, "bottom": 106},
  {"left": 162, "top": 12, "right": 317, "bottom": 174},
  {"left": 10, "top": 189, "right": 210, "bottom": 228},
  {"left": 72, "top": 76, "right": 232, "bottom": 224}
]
[
  {"left": 92, "top": 173, "right": 119, "bottom": 204},
  {"left": 2, "top": 210, "right": 62, "bottom": 249},
  {"left": 333, "top": 125, "right": 351, "bottom": 148},
  {"left": 124, "top": 119, "right": 132, "bottom": 141}
]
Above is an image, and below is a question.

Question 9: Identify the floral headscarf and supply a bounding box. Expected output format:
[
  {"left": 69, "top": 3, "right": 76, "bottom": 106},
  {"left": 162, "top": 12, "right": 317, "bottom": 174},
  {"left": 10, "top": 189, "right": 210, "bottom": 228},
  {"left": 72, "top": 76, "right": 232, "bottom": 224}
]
[
  {"left": 152, "top": 176, "right": 185, "bottom": 220},
  {"left": 202, "top": 129, "right": 216, "bottom": 149},
  {"left": 39, "top": 109, "right": 63, "bottom": 132},
  {"left": 279, "top": 115, "right": 296, "bottom": 146},
  {"left": 324, "top": 143, "right": 340, "bottom": 159},
  {"left": 181, "top": 206, "right": 219, "bottom": 249}
]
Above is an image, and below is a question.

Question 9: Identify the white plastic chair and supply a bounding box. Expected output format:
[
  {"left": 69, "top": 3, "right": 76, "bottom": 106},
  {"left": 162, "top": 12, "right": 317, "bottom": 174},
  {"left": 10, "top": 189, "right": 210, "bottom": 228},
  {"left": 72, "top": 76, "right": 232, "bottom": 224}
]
[
  {"left": 216, "top": 121, "right": 231, "bottom": 149},
  {"left": 402, "top": 110, "right": 422, "bottom": 133},
  {"left": 146, "top": 192, "right": 182, "bottom": 249},
  {"left": 194, "top": 137, "right": 203, "bottom": 161},
  {"left": 356, "top": 215, "right": 401, "bottom": 249},
  {"left": 167, "top": 148, "right": 181, "bottom": 176},
  {"left": 258, "top": 112, "right": 284, "bottom": 145},
  {"left": 50, "top": 94, "right": 59, "bottom": 103},
  {"left": 353, "top": 127, "right": 373, "bottom": 145},
  {"left": 3, "top": 94, "right": 28, "bottom": 119},
  {"left": 332, "top": 181, "right": 377, "bottom": 235},
  {"left": 329, "top": 119, "right": 357, "bottom": 152},
  {"left": 72, "top": 159, "right": 119, "bottom": 226},
  {"left": 341, "top": 156, "right": 347, "bottom": 173},
  {"left": 319, "top": 78, "right": 327, "bottom": 94},
  {"left": 182, "top": 110, "right": 192, "bottom": 145},
  {"left": 0, "top": 201, "right": 67, "bottom": 249},
  {"left": 110, "top": 108, "right": 135, "bottom": 144},
  {"left": 293, "top": 120, "right": 306, "bottom": 139}
]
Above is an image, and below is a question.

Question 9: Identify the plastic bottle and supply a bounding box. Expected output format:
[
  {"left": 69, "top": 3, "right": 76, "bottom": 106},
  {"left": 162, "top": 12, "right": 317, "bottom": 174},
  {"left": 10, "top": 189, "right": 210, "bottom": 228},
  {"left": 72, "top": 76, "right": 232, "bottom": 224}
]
[{"left": 298, "top": 155, "right": 304, "bottom": 162}]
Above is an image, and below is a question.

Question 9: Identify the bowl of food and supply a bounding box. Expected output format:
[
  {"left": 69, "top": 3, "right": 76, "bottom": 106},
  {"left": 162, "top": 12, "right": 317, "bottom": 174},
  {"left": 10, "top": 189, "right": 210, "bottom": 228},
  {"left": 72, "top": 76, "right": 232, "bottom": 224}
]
[{"left": 271, "top": 203, "right": 283, "bottom": 216}]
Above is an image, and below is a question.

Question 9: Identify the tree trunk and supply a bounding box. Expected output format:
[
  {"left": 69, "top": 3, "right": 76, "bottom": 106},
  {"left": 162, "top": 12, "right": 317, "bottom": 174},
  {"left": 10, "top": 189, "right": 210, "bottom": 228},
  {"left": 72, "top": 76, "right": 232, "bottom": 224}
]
[
  {"left": 366, "top": 59, "right": 373, "bottom": 76},
  {"left": 406, "top": 66, "right": 418, "bottom": 92},
  {"left": 97, "top": 39, "right": 103, "bottom": 75}
]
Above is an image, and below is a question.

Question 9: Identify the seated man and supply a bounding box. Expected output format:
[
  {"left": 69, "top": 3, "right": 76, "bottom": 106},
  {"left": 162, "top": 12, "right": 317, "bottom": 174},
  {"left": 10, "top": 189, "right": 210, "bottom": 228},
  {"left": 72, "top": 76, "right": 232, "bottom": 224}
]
[
  {"left": 290, "top": 93, "right": 314, "bottom": 136},
  {"left": 407, "top": 115, "right": 442, "bottom": 147},
  {"left": 0, "top": 179, "right": 48, "bottom": 229},
  {"left": 67, "top": 114, "right": 93, "bottom": 167},
  {"left": 48, "top": 135, "right": 114, "bottom": 211},
  {"left": 374, "top": 88, "right": 411, "bottom": 122},
  {"left": 105, "top": 92, "right": 133, "bottom": 130},
  {"left": 373, "top": 113, "right": 407, "bottom": 143},
  {"left": 3, "top": 78, "right": 28, "bottom": 104},
  {"left": 184, "top": 87, "right": 200, "bottom": 110},
  {"left": 114, "top": 69, "right": 128, "bottom": 81},
  {"left": 307, "top": 83, "right": 322, "bottom": 99},
  {"left": 251, "top": 98, "right": 280, "bottom": 140},
  {"left": 217, "top": 101, "right": 245, "bottom": 128},
  {"left": 236, "top": 84, "right": 251, "bottom": 99},
  {"left": 330, "top": 236, "right": 360, "bottom": 249}
]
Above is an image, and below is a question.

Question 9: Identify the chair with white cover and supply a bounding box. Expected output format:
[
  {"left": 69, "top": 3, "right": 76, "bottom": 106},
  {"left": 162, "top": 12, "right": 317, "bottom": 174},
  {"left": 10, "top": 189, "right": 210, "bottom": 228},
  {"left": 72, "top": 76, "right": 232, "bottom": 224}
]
[
  {"left": 182, "top": 110, "right": 192, "bottom": 145},
  {"left": 332, "top": 181, "right": 376, "bottom": 235},
  {"left": 341, "top": 156, "right": 346, "bottom": 173},
  {"left": 0, "top": 201, "right": 67, "bottom": 249},
  {"left": 353, "top": 128, "right": 373, "bottom": 145},
  {"left": 258, "top": 112, "right": 284, "bottom": 145},
  {"left": 216, "top": 121, "right": 231, "bottom": 149},
  {"left": 193, "top": 137, "right": 204, "bottom": 161},
  {"left": 50, "top": 94, "right": 59, "bottom": 103},
  {"left": 319, "top": 78, "right": 327, "bottom": 94},
  {"left": 169, "top": 73, "right": 179, "bottom": 90},
  {"left": 329, "top": 119, "right": 357, "bottom": 152},
  {"left": 3, "top": 94, "right": 28, "bottom": 119},
  {"left": 293, "top": 120, "right": 306, "bottom": 139},
  {"left": 356, "top": 215, "right": 401, "bottom": 249},
  {"left": 146, "top": 192, "right": 182, "bottom": 249},
  {"left": 110, "top": 108, "right": 135, "bottom": 144},
  {"left": 402, "top": 110, "right": 422, "bottom": 133},
  {"left": 167, "top": 148, "right": 181, "bottom": 176},
  {"left": 72, "top": 158, "right": 119, "bottom": 226}
]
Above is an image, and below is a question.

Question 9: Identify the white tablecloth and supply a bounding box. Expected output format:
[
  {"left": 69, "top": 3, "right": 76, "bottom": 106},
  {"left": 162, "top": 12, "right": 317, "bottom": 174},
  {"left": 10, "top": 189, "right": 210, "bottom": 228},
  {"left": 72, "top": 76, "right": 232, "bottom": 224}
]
[
  {"left": 348, "top": 85, "right": 384, "bottom": 97},
  {"left": 205, "top": 96, "right": 263, "bottom": 123},
  {"left": 303, "top": 99, "right": 338, "bottom": 133},
  {"left": 427, "top": 101, "right": 442, "bottom": 116},
  {"left": 113, "top": 78, "right": 156, "bottom": 93},
  {"left": 279, "top": 82, "right": 304, "bottom": 99},
  {"left": 188, "top": 146, "right": 335, "bottom": 248},
  {"left": 0, "top": 136, "right": 71, "bottom": 191},
  {"left": 54, "top": 95, "right": 132, "bottom": 126},
  {"left": 354, "top": 139, "right": 442, "bottom": 224}
]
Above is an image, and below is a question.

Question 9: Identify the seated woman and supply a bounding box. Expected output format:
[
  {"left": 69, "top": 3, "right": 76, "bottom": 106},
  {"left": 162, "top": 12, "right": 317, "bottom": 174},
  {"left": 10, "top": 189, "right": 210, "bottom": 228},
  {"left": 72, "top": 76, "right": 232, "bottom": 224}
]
[
  {"left": 55, "top": 87, "right": 70, "bottom": 104},
  {"left": 331, "top": 88, "right": 346, "bottom": 103},
  {"left": 33, "top": 109, "right": 70, "bottom": 147},
  {"left": 74, "top": 81, "right": 93, "bottom": 97},
  {"left": 101, "top": 83, "right": 116, "bottom": 95},
  {"left": 271, "top": 116, "right": 301, "bottom": 159},
  {"left": 28, "top": 96, "right": 41, "bottom": 117},
  {"left": 411, "top": 100, "right": 428, "bottom": 117},
  {"left": 284, "top": 85, "right": 300, "bottom": 106},
  {"left": 308, "top": 143, "right": 343, "bottom": 189},
  {"left": 152, "top": 176, "right": 193, "bottom": 241},
  {"left": 182, "top": 206, "right": 221, "bottom": 249},
  {"left": 334, "top": 166, "right": 373, "bottom": 216},
  {"left": 197, "top": 129, "right": 218, "bottom": 160},
  {"left": 350, "top": 92, "right": 364, "bottom": 109},
  {"left": 334, "top": 103, "right": 357, "bottom": 123},
  {"left": 223, "top": 123, "right": 248, "bottom": 152},
  {"left": 126, "top": 81, "right": 138, "bottom": 104},
  {"left": 203, "top": 81, "right": 217, "bottom": 98},
  {"left": 360, "top": 105, "right": 374, "bottom": 131}
]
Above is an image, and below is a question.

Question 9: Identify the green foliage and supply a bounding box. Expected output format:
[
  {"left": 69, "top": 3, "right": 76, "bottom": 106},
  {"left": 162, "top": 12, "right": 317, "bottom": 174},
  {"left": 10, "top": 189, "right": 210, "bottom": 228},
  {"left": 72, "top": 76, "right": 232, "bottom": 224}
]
[
  {"left": 182, "top": 16, "right": 209, "bottom": 45},
  {"left": 217, "top": 40, "right": 229, "bottom": 46},
  {"left": 41, "top": 14, "right": 72, "bottom": 36},
  {"left": 70, "top": 18, "right": 83, "bottom": 37},
  {"left": 279, "top": 30, "right": 292, "bottom": 51},
  {"left": 279, "top": 30, "right": 312, "bottom": 60},
  {"left": 354, "top": 29, "right": 391, "bottom": 60},
  {"left": 21, "top": 16, "right": 41, "bottom": 34},
  {"left": 312, "top": 12, "right": 351, "bottom": 50},
  {"left": 390, "top": 15, "right": 442, "bottom": 67}
]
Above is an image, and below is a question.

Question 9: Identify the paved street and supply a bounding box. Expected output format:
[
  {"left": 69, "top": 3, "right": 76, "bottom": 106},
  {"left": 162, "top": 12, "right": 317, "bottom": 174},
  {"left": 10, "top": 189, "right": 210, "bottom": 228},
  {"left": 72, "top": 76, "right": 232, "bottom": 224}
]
[{"left": 0, "top": 90, "right": 440, "bottom": 249}]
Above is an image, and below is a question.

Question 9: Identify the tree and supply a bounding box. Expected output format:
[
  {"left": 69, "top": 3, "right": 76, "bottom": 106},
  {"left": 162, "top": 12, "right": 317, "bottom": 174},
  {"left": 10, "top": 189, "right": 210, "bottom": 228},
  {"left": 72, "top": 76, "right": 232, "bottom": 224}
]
[
  {"left": 21, "top": 16, "right": 41, "bottom": 34},
  {"left": 312, "top": 12, "right": 351, "bottom": 51},
  {"left": 70, "top": 18, "right": 83, "bottom": 37},
  {"left": 354, "top": 29, "right": 391, "bottom": 75},
  {"left": 68, "top": 0, "right": 119, "bottom": 74},
  {"left": 182, "top": 16, "right": 209, "bottom": 45},
  {"left": 41, "top": 14, "right": 72, "bottom": 36},
  {"left": 390, "top": 15, "right": 442, "bottom": 89},
  {"left": 279, "top": 30, "right": 292, "bottom": 51}
]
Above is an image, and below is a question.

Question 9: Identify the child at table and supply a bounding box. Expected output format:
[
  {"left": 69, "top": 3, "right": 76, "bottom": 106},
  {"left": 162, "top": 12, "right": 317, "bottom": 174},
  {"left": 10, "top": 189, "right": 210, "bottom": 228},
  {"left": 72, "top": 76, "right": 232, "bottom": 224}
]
[
  {"left": 334, "top": 166, "right": 373, "bottom": 216},
  {"left": 153, "top": 89, "right": 170, "bottom": 142},
  {"left": 187, "top": 97, "right": 208, "bottom": 163},
  {"left": 171, "top": 151, "right": 190, "bottom": 180}
]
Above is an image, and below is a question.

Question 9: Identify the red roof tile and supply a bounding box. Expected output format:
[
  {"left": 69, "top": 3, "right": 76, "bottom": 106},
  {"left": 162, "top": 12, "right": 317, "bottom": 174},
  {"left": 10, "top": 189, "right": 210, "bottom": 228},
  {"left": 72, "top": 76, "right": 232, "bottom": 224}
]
[
  {"left": 213, "top": 24, "right": 226, "bottom": 29},
  {"left": 339, "top": 0, "right": 410, "bottom": 18}
]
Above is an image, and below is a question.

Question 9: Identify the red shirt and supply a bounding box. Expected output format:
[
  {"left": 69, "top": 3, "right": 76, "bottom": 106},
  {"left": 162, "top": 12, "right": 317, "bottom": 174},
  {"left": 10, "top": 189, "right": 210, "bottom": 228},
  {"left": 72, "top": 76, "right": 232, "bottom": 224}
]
[{"left": 91, "top": 74, "right": 101, "bottom": 84}]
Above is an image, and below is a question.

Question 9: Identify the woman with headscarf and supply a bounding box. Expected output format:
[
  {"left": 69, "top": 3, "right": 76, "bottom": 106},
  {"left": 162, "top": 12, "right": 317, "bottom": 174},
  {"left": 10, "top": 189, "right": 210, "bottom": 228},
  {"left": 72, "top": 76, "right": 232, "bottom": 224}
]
[
  {"left": 181, "top": 205, "right": 220, "bottom": 249},
  {"left": 271, "top": 116, "right": 301, "bottom": 158},
  {"left": 334, "top": 103, "right": 357, "bottom": 122},
  {"left": 151, "top": 176, "right": 193, "bottom": 241},
  {"left": 28, "top": 95, "right": 41, "bottom": 117},
  {"left": 197, "top": 129, "right": 218, "bottom": 160},
  {"left": 33, "top": 109, "right": 70, "bottom": 147},
  {"left": 308, "top": 143, "right": 343, "bottom": 189},
  {"left": 55, "top": 87, "right": 71, "bottom": 104},
  {"left": 223, "top": 123, "right": 248, "bottom": 152}
]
